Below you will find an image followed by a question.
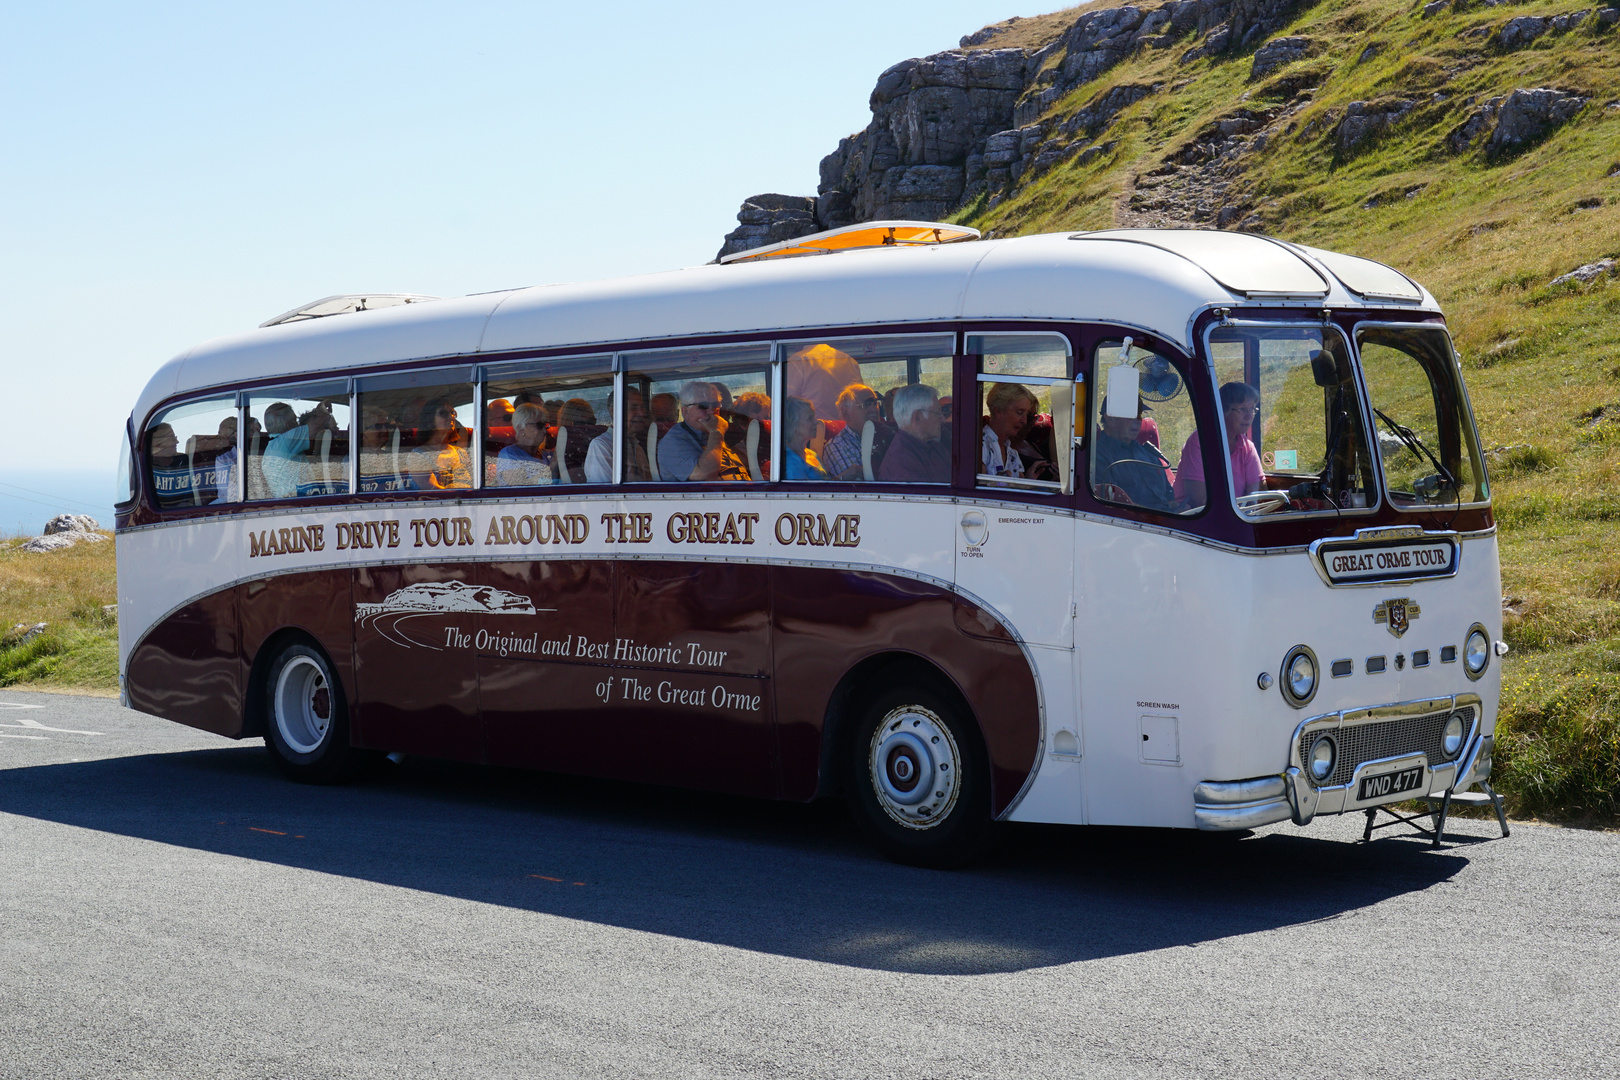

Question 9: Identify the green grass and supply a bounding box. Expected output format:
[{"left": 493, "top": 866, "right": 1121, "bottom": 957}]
[
  {"left": 957, "top": 0, "right": 1620, "bottom": 825},
  {"left": 0, "top": 534, "right": 119, "bottom": 694}
]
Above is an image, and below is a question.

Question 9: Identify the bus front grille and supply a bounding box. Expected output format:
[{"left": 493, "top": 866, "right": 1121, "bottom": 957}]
[{"left": 1300, "top": 706, "right": 1474, "bottom": 788}]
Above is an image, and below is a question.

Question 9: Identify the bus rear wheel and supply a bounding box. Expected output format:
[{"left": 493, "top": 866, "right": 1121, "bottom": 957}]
[
  {"left": 847, "top": 685, "right": 992, "bottom": 868},
  {"left": 263, "top": 641, "right": 362, "bottom": 784}
]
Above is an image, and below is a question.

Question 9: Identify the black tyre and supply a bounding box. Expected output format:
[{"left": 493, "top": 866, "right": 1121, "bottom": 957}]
[
  {"left": 263, "top": 641, "right": 363, "bottom": 784},
  {"left": 847, "top": 683, "right": 993, "bottom": 868}
]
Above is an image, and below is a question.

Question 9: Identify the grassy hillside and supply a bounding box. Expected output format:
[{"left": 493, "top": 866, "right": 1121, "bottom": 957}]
[
  {"left": 957, "top": 0, "right": 1619, "bottom": 824},
  {"left": 0, "top": 534, "right": 119, "bottom": 693}
]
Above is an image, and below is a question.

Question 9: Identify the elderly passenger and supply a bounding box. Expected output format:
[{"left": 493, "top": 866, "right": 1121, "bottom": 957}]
[
  {"left": 658, "top": 381, "right": 750, "bottom": 482},
  {"left": 781, "top": 396, "right": 828, "bottom": 480},
  {"left": 495, "top": 402, "right": 555, "bottom": 486},
  {"left": 877, "top": 383, "right": 950, "bottom": 484},
  {"left": 822, "top": 383, "right": 881, "bottom": 480}
]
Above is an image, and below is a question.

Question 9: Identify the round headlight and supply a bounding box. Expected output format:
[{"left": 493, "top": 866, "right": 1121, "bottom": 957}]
[
  {"left": 1309, "top": 735, "right": 1336, "bottom": 782},
  {"left": 1280, "top": 645, "right": 1318, "bottom": 707},
  {"left": 1442, "top": 712, "right": 1466, "bottom": 758},
  {"left": 1464, "top": 627, "right": 1490, "bottom": 677}
]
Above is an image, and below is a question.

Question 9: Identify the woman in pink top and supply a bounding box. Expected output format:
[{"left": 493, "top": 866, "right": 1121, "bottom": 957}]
[{"left": 1173, "top": 382, "right": 1263, "bottom": 509}]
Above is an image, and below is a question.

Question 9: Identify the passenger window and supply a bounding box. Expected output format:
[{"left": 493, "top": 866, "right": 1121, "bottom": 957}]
[
  {"left": 145, "top": 397, "right": 239, "bottom": 509},
  {"left": 355, "top": 371, "right": 474, "bottom": 493},
  {"left": 970, "top": 334, "right": 1071, "bottom": 491},
  {"left": 1089, "top": 340, "right": 1207, "bottom": 516},
  {"left": 245, "top": 383, "right": 351, "bottom": 500},
  {"left": 625, "top": 344, "right": 772, "bottom": 483},
  {"left": 780, "top": 334, "right": 954, "bottom": 483},
  {"left": 484, "top": 356, "right": 614, "bottom": 486}
]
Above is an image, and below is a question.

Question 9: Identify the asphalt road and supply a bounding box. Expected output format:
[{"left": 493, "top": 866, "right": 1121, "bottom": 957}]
[{"left": 1, "top": 691, "right": 1615, "bottom": 1080}]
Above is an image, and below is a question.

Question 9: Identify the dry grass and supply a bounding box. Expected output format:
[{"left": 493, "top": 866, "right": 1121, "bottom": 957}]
[
  {"left": 959, "top": 4, "right": 1093, "bottom": 52},
  {"left": 0, "top": 534, "right": 119, "bottom": 691}
]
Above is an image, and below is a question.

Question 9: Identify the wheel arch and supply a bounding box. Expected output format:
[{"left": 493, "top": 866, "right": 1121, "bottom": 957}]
[{"left": 243, "top": 626, "right": 347, "bottom": 740}]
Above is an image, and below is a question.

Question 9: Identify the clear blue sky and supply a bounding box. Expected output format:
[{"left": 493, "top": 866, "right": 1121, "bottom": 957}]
[{"left": 0, "top": 0, "right": 1065, "bottom": 523}]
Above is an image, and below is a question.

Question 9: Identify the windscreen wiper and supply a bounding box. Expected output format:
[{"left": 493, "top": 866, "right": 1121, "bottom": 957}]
[{"left": 1374, "top": 408, "right": 1457, "bottom": 499}]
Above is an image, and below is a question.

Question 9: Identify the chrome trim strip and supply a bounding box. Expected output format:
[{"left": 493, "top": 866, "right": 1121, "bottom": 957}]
[
  {"left": 1194, "top": 776, "right": 1287, "bottom": 804},
  {"left": 1195, "top": 798, "right": 1293, "bottom": 831}
]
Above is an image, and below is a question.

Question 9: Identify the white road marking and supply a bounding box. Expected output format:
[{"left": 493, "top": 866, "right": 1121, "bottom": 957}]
[
  {"left": 0, "top": 702, "right": 46, "bottom": 710},
  {"left": 0, "top": 714, "right": 104, "bottom": 736}
]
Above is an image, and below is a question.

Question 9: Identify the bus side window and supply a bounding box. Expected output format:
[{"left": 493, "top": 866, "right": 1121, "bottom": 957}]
[
  {"left": 970, "top": 333, "right": 1070, "bottom": 491},
  {"left": 483, "top": 355, "right": 614, "bottom": 487},
  {"left": 245, "top": 383, "right": 351, "bottom": 500},
  {"left": 779, "top": 333, "right": 954, "bottom": 483},
  {"left": 144, "top": 397, "right": 238, "bottom": 509},
  {"left": 355, "top": 373, "right": 475, "bottom": 494},
  {"left": 624, "top": 344, "right": 772, "bottom": 483},
  {"left": 1089, "top": 341, "right": 1208, "bottom": 517}
]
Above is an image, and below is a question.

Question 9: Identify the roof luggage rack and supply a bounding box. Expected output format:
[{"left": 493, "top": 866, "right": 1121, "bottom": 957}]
[
  {"left": 718, "top": 220, "right": 980, "bottom": 265},
  {"left": 260, "top": 293, "right": 439, "bottom": 328}
]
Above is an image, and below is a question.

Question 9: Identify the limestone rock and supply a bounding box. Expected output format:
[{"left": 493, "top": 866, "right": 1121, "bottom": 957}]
[
  {"left": 21, "top": 532, "right": 104, "bottom": 553},
  {"left": 1484, "top": 87, "right": 1590, "bottom": 158},
  {"left": 1421, "top": 1, "right": 1450, "bottom": 17},
  {"left": 716, "top": 195, "right": 818, "bottom": 261},
  {"left": 1447, "top": 96, "right": 1505, "bottom": 153},
  {"left": 1250, "top": 36, "right": 1310, "bottom": 80},
  {"left": 1599, "top": 8, "right": 1619, "bottom": 25},
  {"left": 1335, "top": 98, "right": 1414, "bottom": 154},
  {"left": 44, "top": 513, "right": 101, "bottom": 535},
  {"left": 1549, "top": 259, "right": 1618, "bottom": 286}
]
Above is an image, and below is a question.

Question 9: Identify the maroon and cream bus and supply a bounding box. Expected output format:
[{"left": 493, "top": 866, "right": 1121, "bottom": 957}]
[{"left": 117, "top": 225, "right": 1505, "bottom": 864}]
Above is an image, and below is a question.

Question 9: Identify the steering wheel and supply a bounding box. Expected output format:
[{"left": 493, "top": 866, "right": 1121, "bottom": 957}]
[
  {"left": 1236, "top": 490, "right": 1290, "bottom": 515},
  {"left": 1100, "top": 457, "right": 1173, "bottom": 510}
]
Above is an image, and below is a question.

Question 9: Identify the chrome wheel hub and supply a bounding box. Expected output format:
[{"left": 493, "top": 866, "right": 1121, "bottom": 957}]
[
  {"left": 868, "top": 705, "right": 961, "bottom": 830},
  {"left": 274, "top": 656, "right": 332, "bottom": 755}
]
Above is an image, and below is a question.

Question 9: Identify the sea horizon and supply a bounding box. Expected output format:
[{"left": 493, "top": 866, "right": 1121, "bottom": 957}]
[{"left": 2, "top": 468, "right": 117, "bottom": 535}]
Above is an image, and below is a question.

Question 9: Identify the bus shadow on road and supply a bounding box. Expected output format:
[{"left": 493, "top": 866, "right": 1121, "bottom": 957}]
[{"left": 1, "top": 745, "right": 1474, "bottom": 975}]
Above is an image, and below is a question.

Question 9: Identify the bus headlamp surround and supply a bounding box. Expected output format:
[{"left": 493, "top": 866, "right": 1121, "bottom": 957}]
[
  {"left": 1464, "top": 624, "right": 1490, "bottom": 680},
  {"left": 1280, "top": 645, "right": 1319, "bottom": 708},
  {"left": 1442, "top": 712, "right": 1467, "bottom": 758},
  {"left": 1308, "top": 734, "right": 1336, "bottom": 782}
]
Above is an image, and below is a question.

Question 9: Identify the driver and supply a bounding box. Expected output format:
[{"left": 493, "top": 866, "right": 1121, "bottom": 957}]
[{"left": 1092, "top": 395, "right": 1178, "bottom": 511}]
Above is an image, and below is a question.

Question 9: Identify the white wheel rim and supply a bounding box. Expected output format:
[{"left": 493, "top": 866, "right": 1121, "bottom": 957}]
[
  {"left": 868, "top": 705, "right": 962, "bottom": 831},
  {"left": 274, "top": 656, "right": 332, "bottom": 755}
]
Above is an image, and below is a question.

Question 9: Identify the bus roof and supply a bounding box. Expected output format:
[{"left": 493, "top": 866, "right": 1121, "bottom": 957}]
[{"left": 132, "top": 230, "right": 1438, "bottom": 427}]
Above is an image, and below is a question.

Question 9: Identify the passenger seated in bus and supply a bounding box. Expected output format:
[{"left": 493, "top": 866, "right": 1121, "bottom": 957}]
[
  {"left": 357, "top": 406, "right": 405, "bottom": 493},
  {"left": 878, "top": 383, "right": 950, "bottom": 484},
  {"left": 1173, "top": 382, "right": 1262, "bottom": 508},
  {"left": 586, "top": 388, "right": 650, "bottom": 483},
  {"left": 262, "top": 403, "right": 338, "bottom": 498},
  {"left": 659, "top": 381, "right": 750, "bottom": 482},
  {"left": 1092, "top": 396, "right": 1178, "bottom": 511},
  {"left": 485, "top": 398, "right": 514, "bottom": 432},
  {"left": 732, "top": 391, "right": 771, "bottom": 421},
  {"left": 782, "top": 397, "right": 828, "bottom": 480},
  {"left": 410, "top": 398, "right": 472, "bottom": 490},
  {"left": 650, "top": 393, "right": 679, "bottom": 439},
  {"left": 494, "top": 403, "right": 555, "bottom": 487},
  {"left": 982, "top": 383, "right": 1053, "bottom": 481},
  {"left": 147, "top": 423, "right": 192, "bottom": 505},
  {"left": 540, "top": 400, "right": 563, "bottom": 429},
  {"left": 822, "top": 383, "right": 880, "bottom": 480},
  {"left": 786, "top": 343, "right": 862, "bottom": 422},
  {"left": 560, "top": 398, "right": 597, "bottom": 426}
]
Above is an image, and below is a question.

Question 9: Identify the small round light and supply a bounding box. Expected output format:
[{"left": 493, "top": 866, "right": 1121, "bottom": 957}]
[
  {"left": 1464, "top": 627, "right": 1490, "bottom": 677},
  {"left": 1309, "top": 735, "right": 1336, "bottom": 782},
  {"left": 1257, "top": 672, "right": 1273, "bottom": 690},
  {"left": 1279, "top": 645, "right": 1319, "bottom": 707},
  {"left": 1442, "top": 713, "right": 1466, "bottom": 758}
]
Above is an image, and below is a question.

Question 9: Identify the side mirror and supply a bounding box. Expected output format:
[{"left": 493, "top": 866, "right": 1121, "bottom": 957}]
[{"left": 1310, "top": 349, "right": 1341, "bottom": 388}]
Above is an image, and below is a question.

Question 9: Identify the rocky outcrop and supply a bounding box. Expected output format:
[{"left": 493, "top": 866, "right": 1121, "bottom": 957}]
[
  {"left": 716, "top": 195, "right": 819, "bottom": 261},
  {"left": 1485, "top": 87, "right": 1590, "bottom": 158},
  {"left": 1335, "top": 98, "right": 1415, "bottom": 155},
  {"left": 19, "top": 514, "right": 106, "bottom": 553},
  {"left": 717, "top": 0, "right": 1306, "bottom": 257},
  {"left": 1550, "top": 258, "right": 1618, "bottom": 286},
  {"left": 1497, "top": 11, "right": 1590, "bottom": 49},
  {"left": 1249, "top": 35, "right": 1309, "bottom": 79}
]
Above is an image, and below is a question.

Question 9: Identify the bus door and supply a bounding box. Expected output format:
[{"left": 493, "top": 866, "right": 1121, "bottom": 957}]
[
  {"left": 351, "top": 562, "right": 484, "bottom": 763},
  {"left": 607, "top": 558, "right": 777, "bottom": 797},
  {"left": 476, "top": 556, "right": 616, "bottom": 774},
  {"left": 956, "top": 332, "right": 1077, "bottom": 650}
]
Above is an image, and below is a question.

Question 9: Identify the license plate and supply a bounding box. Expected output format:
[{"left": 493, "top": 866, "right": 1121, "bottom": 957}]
[{"left": 1358, "top": 766, "right": 1424, "bottom": 801}]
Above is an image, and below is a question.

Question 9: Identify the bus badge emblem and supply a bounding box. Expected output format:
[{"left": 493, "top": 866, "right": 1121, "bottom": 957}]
[{"left": 1373, "top": 598, "right": 1419, "bottom": 638}]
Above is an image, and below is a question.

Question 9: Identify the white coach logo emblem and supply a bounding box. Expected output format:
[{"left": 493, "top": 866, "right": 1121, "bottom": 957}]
[{"left": 1373, "top": 597, "right": 1420, "bottom": 638}]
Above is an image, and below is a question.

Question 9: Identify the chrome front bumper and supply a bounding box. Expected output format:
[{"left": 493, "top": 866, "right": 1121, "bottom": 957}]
[{"left": 1195, "top": 694, "right": 1492, "bottom": 831}]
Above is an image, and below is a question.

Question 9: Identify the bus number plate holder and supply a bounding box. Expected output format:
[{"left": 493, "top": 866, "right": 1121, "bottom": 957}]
[{"left": 1358, "top": 765, "right": 1423, "bottom": 801}]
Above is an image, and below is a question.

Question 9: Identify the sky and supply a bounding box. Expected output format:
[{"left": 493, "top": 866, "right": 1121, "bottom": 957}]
[{"left": 0, "top": 0, "right": 1067, "bottom": 531}]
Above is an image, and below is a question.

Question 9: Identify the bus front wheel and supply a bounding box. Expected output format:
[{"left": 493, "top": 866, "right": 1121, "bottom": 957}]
[
  {"left": 263, "top": 642, "right": 362, "bottom": 784},
  {"left": 848, "top": 686, "right": 992, "bottom": 868}
]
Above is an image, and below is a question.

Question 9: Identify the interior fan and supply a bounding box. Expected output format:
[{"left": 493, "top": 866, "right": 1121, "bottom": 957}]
[{"left": 1137, "top": 355, "right": 1183, "bottom": 402}]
